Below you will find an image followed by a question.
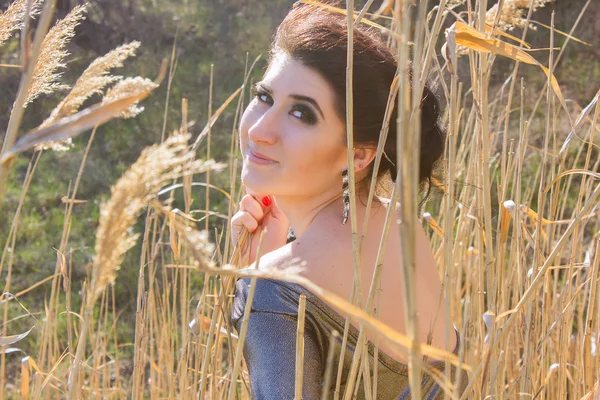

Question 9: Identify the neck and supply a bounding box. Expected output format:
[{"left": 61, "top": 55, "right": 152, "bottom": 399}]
[
  {"left": 276, "top": 190, "right": 341, "bottom": 238},
  {"left": 276, "top": 186, "right": 382, "bottom": 238}
]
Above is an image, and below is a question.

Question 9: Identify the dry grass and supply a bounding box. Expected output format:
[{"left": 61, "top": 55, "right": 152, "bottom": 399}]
[
  {"left": 486, "top": 0, "right": 550, "bottom": 30},
  {"left": 101, "top": 76, "right": 159, "bottom": 118},
  {"left": 26, "top": 4, "right": 87, "bottom": 105},
  {"left": 0, "top": 0, "right": 41, "bottom": 48},
  {"left": 37, "top": 41, "right": 141, "bottom": 150},
  {"left": 0, "top": 0, "right": 599, "bottom": 399},
  {"left": 90, "top": 133, "right": 218, "bottom": 305},
  {"left": 47, "top": 41, "right": 140, "bottom": 118}
]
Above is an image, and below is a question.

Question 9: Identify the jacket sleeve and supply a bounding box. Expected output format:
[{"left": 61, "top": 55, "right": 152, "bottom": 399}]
[{"left": 232, "top": 278, "right": 325, "bottom": 400}]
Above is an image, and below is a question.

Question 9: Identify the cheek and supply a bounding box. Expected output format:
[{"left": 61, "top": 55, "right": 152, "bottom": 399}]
[
  {"left": 285, "top": 130, "right": 345, "bottom": 178},
  {"left": 295, "top": 144, "right": 331, "bottom": 168},
  {"left": 239, "top": 103, "right": 259, "bottom": 149}
]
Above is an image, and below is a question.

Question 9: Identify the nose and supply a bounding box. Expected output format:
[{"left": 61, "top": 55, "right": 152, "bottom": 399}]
[{"left": 247, "top": 106, "right": 279, "bottom": 145}]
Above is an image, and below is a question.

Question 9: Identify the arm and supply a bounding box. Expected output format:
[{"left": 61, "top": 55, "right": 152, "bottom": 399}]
[{"left": 237, "top": 310, "right": 324, "bottom": 400}]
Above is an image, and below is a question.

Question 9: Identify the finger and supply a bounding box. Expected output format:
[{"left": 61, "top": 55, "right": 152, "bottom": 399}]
[
  {"left": 238, "top": 194, "right": 247, "bottom": 211},
  {"left": 240, "top": 194, "right": 265, "bottom": 222},
  {"left": 265, "top": 195, "right": 288, "bottom": 223},
  {"left": 231, "top": 211, "right": 259, "bottom": 233},
  {"left": 245, "top": 186, "right": 261, "bottom": 198}
]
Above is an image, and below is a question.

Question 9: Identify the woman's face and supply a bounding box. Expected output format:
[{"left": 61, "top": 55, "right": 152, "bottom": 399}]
[{"left": 239, "top": 52, "right": 347, "bottom": 198}]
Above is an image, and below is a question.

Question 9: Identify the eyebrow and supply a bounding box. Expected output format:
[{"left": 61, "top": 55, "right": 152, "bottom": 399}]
[{"left": 257, "top": 82, "right": 325, "bottom": 120}]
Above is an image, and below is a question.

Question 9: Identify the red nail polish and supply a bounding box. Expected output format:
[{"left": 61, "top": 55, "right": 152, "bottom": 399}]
[{"left": 262, "top": 196, "right": 271, "bottom": 207}]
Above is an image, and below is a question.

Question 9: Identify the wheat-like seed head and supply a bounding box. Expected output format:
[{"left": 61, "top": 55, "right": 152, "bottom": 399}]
[
  {"left": 36, "top": 41, "right": 141, "bottom": 151},
  {"left": 0, "top": 0, "right": 42, "bottom": 48},
  {"left": 91, "top": 133, "right": 223, "bottom": 304},
  {"left": 41, "top": 41, "right": 141, "bottom": 126},
  {"left": 25, "top": 4, "right": 87, "bottom": 106},
  {"left": 486, "top": 0, "right": 550, "bottom": 31},
  {"left": 101, "top": 76, "right": 159, "bottom": 118}
]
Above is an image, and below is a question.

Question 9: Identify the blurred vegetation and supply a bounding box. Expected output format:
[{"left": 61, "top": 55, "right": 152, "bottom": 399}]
[{"left": 0, "top": 0, "right": 598, "bottom": 351}]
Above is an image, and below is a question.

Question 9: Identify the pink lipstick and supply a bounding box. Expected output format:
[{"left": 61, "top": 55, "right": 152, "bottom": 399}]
[{"left": 247, "top": 148, "right": 278, "bottom": 165}]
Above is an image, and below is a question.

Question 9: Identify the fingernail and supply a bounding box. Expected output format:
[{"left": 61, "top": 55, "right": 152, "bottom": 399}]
[{"left": 262, "top": 196, "right": 271, "bottom": 207}]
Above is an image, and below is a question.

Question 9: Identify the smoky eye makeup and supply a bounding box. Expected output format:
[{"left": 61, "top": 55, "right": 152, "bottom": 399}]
[
  {"left": 251, "top": 83, "right": 320, "bottom": 126},
  {"left": 251, "top": 84, "right": 273, "bottom": 105},
  {"left": 290, "top": 104, "right": 318, "bottom": 125}
]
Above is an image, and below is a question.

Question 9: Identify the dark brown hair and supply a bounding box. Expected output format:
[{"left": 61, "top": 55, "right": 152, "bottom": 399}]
[{"left": 270, "top": 2, "right": 445, "bottom": 200}]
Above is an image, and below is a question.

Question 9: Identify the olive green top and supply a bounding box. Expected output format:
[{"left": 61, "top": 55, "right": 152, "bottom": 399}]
[{"left": 232, "top": 278, "right": 469, "bottom": 399}]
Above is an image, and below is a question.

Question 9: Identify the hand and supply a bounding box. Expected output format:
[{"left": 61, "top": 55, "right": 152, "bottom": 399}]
[{"left": 231, "top": 189, "right": 290, "bottom": 264}]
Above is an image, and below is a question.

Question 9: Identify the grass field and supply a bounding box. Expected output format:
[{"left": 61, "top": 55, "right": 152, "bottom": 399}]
[{"left": 0, "top": 0, "right": 599, "bottom": 398}]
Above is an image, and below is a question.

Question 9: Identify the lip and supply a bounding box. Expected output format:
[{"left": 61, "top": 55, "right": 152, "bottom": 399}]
[{"left": 247, "top": 148, "right": 278, "bottom": 165}]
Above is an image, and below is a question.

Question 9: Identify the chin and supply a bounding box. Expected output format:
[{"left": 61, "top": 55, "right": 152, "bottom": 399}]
[{"left": 241, "top": 168, "right": 270, "bottom": 194}]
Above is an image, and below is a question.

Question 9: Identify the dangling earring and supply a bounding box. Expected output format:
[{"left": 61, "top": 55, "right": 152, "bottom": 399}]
[{"left": 342, "top": 168, "right": 349, "bottom": 224}]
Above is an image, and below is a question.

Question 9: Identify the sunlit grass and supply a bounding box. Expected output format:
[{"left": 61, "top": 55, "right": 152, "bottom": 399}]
[{"left": 0, "top": 0, "right": 598, "bottom": 399}]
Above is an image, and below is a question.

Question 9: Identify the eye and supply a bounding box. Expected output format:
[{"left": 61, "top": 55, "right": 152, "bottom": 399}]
[
  {"left": 251, "top": 86, "right": 272, "bottom": 105},
  {"left": 290, "top": 105, "right": 318, "bottom": 125},
  {"left": 251, "top": 85, "right": 319, "bottom": 126}
]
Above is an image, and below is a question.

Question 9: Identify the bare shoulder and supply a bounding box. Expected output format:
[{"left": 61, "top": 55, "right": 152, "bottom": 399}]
[
  {"left": 246, "top": 242, "right": 303, "bottom": 273},
  {"left": 243, "top": 230, "right": 356, "bottom": 305},
  {"left": 242, "top": 240, "right": 329, "bottom": 285}
]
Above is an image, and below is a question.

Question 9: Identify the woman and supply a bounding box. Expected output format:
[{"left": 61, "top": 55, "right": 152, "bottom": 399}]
[{"left": 230, "top": 3, "right": 467, "bottom": 399}]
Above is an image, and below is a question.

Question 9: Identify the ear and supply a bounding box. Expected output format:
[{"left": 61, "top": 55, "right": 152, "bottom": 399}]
[{"left": 353, "top": 147, "right": 377, "bottom": 171}]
